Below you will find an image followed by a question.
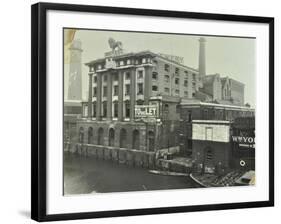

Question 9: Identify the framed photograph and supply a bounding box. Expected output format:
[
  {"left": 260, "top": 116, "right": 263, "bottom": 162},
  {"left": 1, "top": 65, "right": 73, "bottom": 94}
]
[{"left": 31, "top": 2, "right": 274, "bottom": 222}]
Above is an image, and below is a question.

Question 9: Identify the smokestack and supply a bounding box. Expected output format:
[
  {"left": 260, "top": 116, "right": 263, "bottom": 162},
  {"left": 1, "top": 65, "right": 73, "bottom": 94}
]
[{"left": 198, "top": 37, "right": 206, "bottom": 79}]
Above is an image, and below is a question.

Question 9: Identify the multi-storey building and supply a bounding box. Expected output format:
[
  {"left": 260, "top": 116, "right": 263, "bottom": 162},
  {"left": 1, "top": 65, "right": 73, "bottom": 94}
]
[
  {"left": 79, "top": 48, "right": 201, "bottom": 152},
  {"left": 76, "top": 37, "right": 253, "bottom": 157}
]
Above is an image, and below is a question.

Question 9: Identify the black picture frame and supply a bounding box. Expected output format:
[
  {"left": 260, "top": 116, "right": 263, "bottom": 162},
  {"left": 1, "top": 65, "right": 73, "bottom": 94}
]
[{"left": 31, "top": 2, "right": 274, "bottom": 222}]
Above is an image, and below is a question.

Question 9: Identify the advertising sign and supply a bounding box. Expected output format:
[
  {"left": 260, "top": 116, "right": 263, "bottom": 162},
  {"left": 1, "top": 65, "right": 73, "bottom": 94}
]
[
  {"left": 232, "top": 136, "right": 255, "bottom": 148},
  {"left": 135, "top": 105, "right": 157, "bottom": 118}
]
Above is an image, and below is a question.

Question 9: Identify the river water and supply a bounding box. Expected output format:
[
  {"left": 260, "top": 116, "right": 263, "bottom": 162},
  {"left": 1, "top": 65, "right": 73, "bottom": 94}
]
[{"left": 64, "top": 153, "right": 200, "bottom": 195}]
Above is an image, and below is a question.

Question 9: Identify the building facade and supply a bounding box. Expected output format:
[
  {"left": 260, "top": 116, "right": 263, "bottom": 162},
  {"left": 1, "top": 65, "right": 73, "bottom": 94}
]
[
  {"left": 191, "top": 120, "right": 231, "bottom": 174},
  {"left": 230, "top": 117, "right": 255, "bottom": 170},
  {"left": 190, "top": 116, "right": 255, "bottom": 174},
  {"left": 79, "top": 49, "right": 198, "bottom": 152},
  {"left": 75, "top": 37, "right": 253, "bottom": 159},
  {"left": 179, "top": 102, "right": 255, "bottom": 155}
]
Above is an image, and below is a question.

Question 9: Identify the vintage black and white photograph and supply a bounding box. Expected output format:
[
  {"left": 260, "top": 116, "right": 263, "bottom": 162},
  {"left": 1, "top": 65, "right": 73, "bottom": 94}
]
[{"left": 63, "top": 28, "right": 256, "bottom": 195}]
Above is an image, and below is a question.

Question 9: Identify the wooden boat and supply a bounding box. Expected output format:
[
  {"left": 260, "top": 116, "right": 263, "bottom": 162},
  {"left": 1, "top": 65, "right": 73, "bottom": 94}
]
[{"left": 149, "top": 170, "right": 189, "bottom": 177}]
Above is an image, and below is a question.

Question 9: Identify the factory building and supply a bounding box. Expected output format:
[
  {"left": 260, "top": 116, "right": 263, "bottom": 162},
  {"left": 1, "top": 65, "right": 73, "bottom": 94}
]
[{"left": 71, "top": 37, "right": 254, "bottom": 162}]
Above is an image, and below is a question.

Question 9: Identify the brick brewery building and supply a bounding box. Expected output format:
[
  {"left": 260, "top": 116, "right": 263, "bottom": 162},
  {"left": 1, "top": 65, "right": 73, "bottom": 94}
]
[{"left": 73, "top": 36, "right": 255, "bottom": 165}]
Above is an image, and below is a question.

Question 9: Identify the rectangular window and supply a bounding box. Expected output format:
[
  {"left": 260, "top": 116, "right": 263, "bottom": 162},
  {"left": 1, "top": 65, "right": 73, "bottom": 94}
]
[
  {"left": 93, "top": 76, "right": 97, "bottom": 83},
  {"left": 125, "top": 84, "right": 130, "bottom": 95},
  {"left": 138, "top": 83, "right": 143, "bottom": 95},
  {"left": 93, "top": 102, "right": 96, "bottom": 117},
  {"left": 93, "top": 87, "right": 97, "bottom": 97},
  {"left": 103, "top": 102, "right": 107, "bottom": 117},
  {"left": 164, "top": 88, "right": 170, "bottom": 93},
  {"left": 184, "top": 91, "right": 188, "bottom": 97},
  {"left": 103, "top": 86, "right": 107, "bottom": 97},
  {"left": 164, "top": 75, "right": 170, "bottom": 82},
  {"left": 184, "top": 79, "right": 188, "bottom": 87},
  {"left": 184, "top": 71, "right": 188, "bottom": 77},
  {"left": 164, "top": 64, "right": 170, "bottom": 72},
  {"left": 142, "top": 58, "right": 146, "bottom": 64},
  {"left": 138, "top": 70, "right": 143, "bottom": 79},
  {"left": 175, "top": 67, "right": 179, "bottom": 74},
  {"left": 205, "top": 127, "right": 213, "bottom": 141},
  {"left": 175, "top": 89, "right": 180, "bottom": 95},
  {"left": 114, "top": 85, "right": 118, "bottom": 96},
  {"left": 152, "top": 85, "right": 158, "bottom": 91},
  {"left": 152, "top": 72, "right": 158, "bottom": 80},
  {"left": 175, "top": 78, "right": 179, "bottom": 85},
  {"left": 192, "top": 73, "right": 196, "bottom": 80},
  {"left": 114, "top": 74, "right": 118, "bottom": 81},
  {"left": 125, "top": 101, "right": 130, "bottom": 117},
  {"left": 120, "top": 61, "right": 124, "bottom": 66},
  {"left": 192, "top": 82, "right": 196, "bottom": 88},
  {"left": 125, "top": 72, "right": 130, "bottom": 80},
  {"left": 113, "top": 102, "right": 118, "bottom": 117},
  {"left": 84, "top": 105, "right": 88, "bottom": 117}
]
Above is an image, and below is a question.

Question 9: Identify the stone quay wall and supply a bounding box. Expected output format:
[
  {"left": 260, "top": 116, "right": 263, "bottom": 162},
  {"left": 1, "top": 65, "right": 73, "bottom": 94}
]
[
  {"left": 66, "top": 143, "right": 156, "bottom": 169},
  {"left": 65, "top": 143, "right": 192, "bottom": 173}
]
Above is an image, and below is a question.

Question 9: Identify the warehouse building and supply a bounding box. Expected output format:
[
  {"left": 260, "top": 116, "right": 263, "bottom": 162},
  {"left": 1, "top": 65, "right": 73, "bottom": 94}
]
[{"left": 73, "top": 37, "right": 253, "bottom": 157}]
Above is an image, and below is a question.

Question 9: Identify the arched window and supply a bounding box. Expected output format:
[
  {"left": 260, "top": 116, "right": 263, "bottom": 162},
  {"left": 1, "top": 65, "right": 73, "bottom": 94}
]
[
  {"left": 148, "top": 131, "right": 155, "bottom": 151},
  {"left": 79, "top": 127, "right": 84, "bottom": 143},
  {"left": 119, "top": 128, "right": 127, "bottom": 148},
  {"left": 108, "top": 128, "right": 115, "bottom": 146},
  {"left": 88, "top": 127, "right": 93, "bottom": 144},
  {"left": 132, "top": 130, "right": 140, "bottom": 150},
  {"left": 97, "top": 127, "right": 104, "bottom": 145}
]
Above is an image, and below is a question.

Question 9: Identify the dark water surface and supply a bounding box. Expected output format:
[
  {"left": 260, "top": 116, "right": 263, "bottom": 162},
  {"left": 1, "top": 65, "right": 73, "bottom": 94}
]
[{"left": 64, "top": 153, "right": 200, "bottom": 195}]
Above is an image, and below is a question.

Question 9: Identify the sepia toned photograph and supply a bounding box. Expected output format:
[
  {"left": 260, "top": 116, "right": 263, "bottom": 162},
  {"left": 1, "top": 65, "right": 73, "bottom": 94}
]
[{"left": 63, "top": 28, "right": 256, "bottom": 195}]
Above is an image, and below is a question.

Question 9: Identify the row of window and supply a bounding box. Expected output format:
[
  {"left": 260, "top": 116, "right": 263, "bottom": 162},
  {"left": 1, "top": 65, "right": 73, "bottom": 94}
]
[
  {"left": 93, "top": 85, "right": 194, "bottom": 97},
  {"left": 93, "top": 83, "right": 144, "bottom": 97},
  {"left": 91, "top": 71, "right": 196, "bottom": 87},
  {"left": 86, "top": 99, "right": 149, "bottom": 118},
  {"left": 87, "top": 101, "right": 131, "bottom": 118},
  {"left": 92, "top": 71, "right": 140, "bottom": 84},
  {"left": 89, "top": 57, "right": 152, "bottom": 72},
  {"left": 164, "top": 75, "right": 196, "bottom": 86},
  {"left": 183, "top": 109, "right": 254, "bottom": 122},
  {"left": 164, "top": 64, "right": 197, "bottom": 79}
]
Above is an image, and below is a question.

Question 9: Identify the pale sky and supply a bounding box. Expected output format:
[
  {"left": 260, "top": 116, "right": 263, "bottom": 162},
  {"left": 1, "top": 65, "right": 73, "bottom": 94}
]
[{"left": 65, "top": 29, "right": 256, "bottom": 107}]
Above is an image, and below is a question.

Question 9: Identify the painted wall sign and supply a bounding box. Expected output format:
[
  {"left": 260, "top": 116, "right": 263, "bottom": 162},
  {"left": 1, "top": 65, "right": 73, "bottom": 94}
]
[
  {"left": 232, "top": 136, "right": 255, "bottom": 144},
  {"left": 135, "top": 105, "right": 157, "bottom": 118}
]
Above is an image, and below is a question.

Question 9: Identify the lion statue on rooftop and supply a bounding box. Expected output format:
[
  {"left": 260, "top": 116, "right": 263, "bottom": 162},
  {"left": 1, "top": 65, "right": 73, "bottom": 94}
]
[{"left": 108, "top": 37, "right": 123, "bottom": 51}]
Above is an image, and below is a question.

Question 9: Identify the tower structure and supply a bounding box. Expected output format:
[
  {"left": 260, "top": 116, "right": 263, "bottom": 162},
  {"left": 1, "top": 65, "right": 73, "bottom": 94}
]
[
  {"left": 198, "top": 37, "right": 206, "bottom": 79},
  {"left": 67, "top": 39, "right": 83, "bottom": 100}
]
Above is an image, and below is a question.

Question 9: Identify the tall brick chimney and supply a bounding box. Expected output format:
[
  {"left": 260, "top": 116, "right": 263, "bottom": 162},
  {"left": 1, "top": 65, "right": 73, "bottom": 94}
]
[{"left": 198, "top": 37, "right": 206, "bottom": 79}]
